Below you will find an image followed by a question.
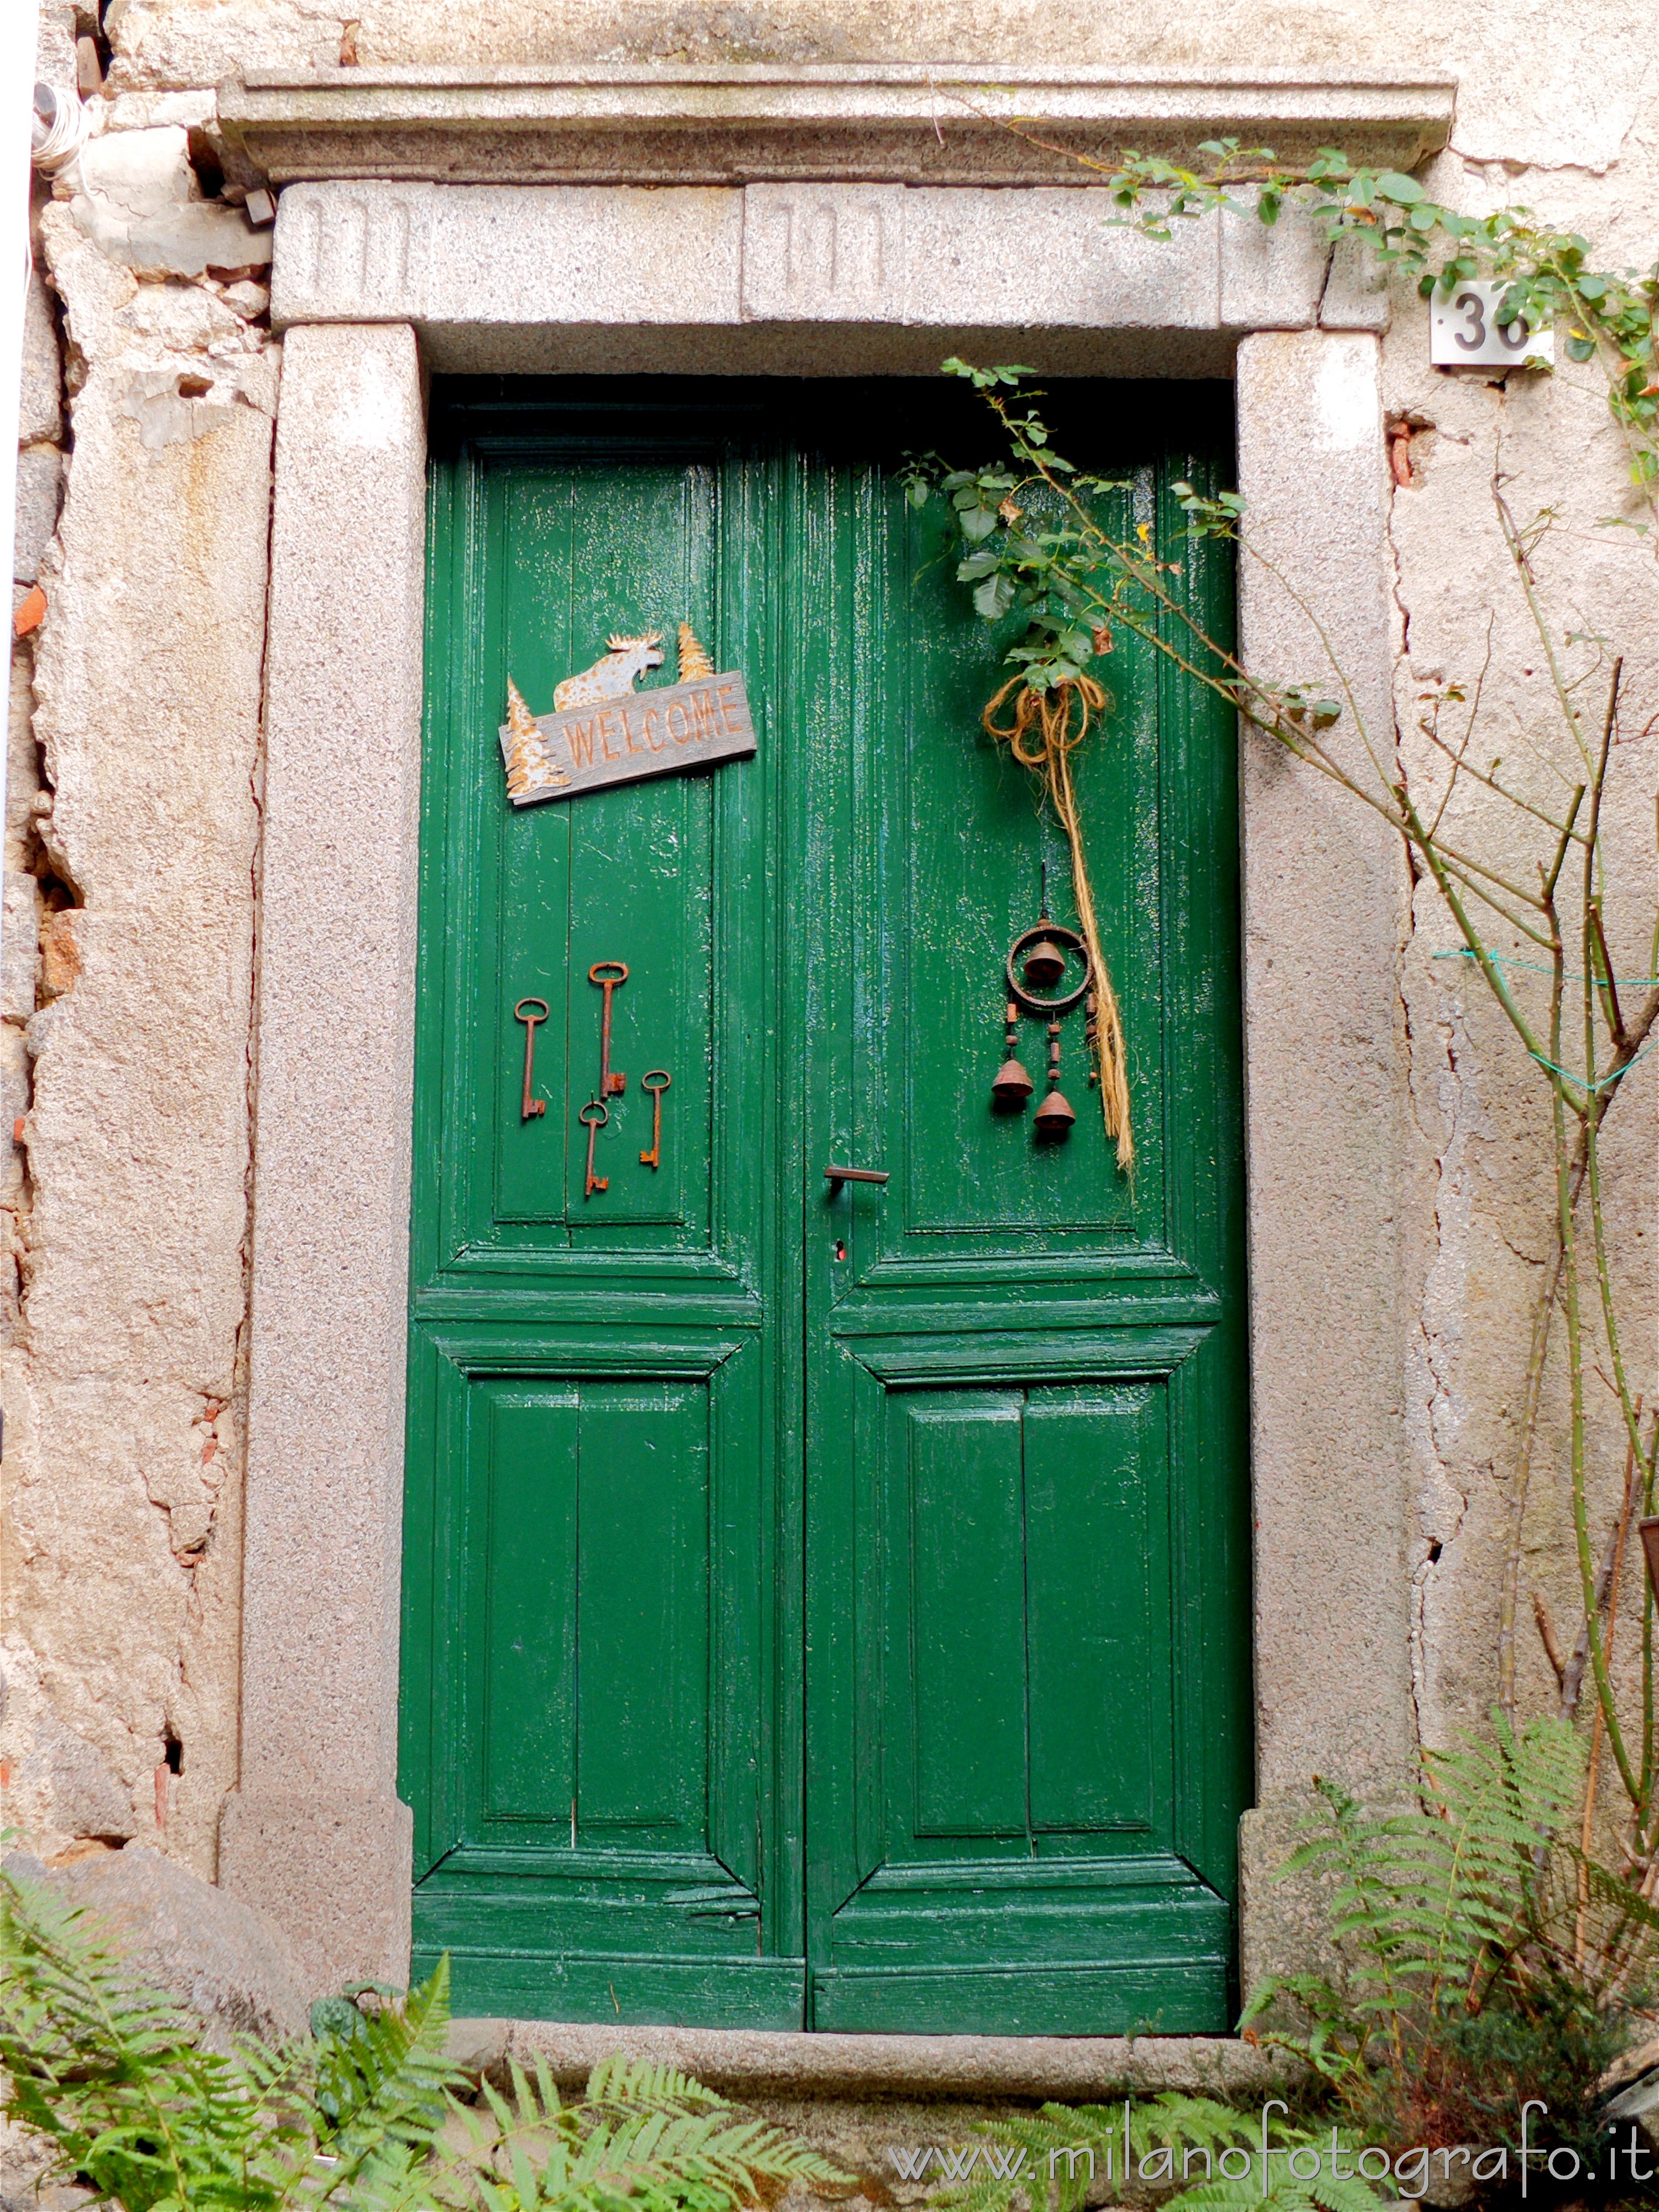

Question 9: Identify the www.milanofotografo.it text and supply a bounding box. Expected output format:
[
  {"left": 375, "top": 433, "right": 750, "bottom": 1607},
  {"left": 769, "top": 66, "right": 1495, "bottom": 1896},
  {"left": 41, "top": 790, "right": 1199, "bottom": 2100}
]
[{"left": 884, "top": 2100, "right": 1658, "bottom": 2199}]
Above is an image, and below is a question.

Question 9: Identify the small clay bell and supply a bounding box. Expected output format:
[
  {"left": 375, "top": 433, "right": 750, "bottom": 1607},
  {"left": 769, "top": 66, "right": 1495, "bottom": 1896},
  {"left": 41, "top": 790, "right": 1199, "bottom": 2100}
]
[
  {"left": 1034, "top": 1086, "right": 1076, "bottom": 1139},
  {"left": 991, "top": 1055, "right": 1035, "bottom": 1108},
  {"left": 1022, "top": 935, "right": 1067, "bottom": 990}
]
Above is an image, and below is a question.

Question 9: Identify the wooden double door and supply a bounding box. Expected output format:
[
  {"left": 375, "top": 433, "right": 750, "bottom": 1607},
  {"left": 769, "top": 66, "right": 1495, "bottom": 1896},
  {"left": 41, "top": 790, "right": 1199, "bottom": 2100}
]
[{"left": 403, "top": 377, "right": 1250, "bottom": 2032}]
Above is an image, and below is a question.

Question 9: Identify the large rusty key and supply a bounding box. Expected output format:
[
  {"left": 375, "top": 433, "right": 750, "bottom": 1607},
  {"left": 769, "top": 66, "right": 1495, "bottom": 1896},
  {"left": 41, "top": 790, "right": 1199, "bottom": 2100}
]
[
  {"left": 639, "top": 1068, "right": 671, "bottom": 1168},
  {"left": 579, "top": 1095, "right": 610, "bottom": 1196},
  {"left": 588, "top": 961, "right": 628, "bottom": 1097},
  {"left": 514, "top": 997, "right": 549, "bottom": 1121}
]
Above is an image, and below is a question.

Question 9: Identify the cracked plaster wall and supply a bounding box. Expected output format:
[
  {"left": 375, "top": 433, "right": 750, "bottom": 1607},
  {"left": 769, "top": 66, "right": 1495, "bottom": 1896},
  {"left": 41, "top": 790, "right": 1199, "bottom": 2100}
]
[
  {"left": 1, "top": 3, "right": 276, "bottom": 1874},
  {"left": 3, "top": 0, "right": 1657, "bottom": 1912},
  {"left": 1389, "top": 327, "right": 1659, "bottom": 1754}
]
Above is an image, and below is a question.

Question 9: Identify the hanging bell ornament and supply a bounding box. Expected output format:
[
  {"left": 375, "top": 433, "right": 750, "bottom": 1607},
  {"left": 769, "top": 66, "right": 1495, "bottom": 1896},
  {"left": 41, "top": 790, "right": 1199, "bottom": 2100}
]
[
  {"left": 991, "top": 1000, "right": 1033, "bottom": 1109},
  {"left": 1022, "top": 935, "right": 1067, "bottom": 991},
  {"left": 1034, "top": 1086, "right": 1076, "bottom": 1137},
  {"left": 1034, "top": 1020, "right": 1075, "bottom": 1139},
  {"left": 992, "top": 1055, "right": 1035, "bottom": 1107}
]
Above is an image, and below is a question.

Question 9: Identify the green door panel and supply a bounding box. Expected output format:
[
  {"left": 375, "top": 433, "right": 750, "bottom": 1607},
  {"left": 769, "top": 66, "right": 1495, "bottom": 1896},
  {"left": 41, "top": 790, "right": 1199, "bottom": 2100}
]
[
  {"left": 906, "top": 1395, "right": 1029, "bottom": 1837},
  {"left": 480, "top": 1389, "right": 578, "bottom": 1824},
  {"left": 472, "top": 1376, "right": 712, "bottom": 1840},
  {"left": 1025, "top": 1385, "right": 1164, "bottom": 1833},
  {"left": 889, "top": 1382, "right": 1169, "bottom": 1848},
  {"left": 405, "top": 378, "right": 1249, "bottom": 2032}
]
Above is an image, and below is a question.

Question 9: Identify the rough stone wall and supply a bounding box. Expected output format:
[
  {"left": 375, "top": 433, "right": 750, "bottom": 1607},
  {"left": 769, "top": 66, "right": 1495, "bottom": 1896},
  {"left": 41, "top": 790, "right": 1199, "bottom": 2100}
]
[
  {"left": 4, "top": 0, "right": 1657, "bottom": 1929},
  {"left": 1, "top": 4, "right": 276, "bottom": 1874}
]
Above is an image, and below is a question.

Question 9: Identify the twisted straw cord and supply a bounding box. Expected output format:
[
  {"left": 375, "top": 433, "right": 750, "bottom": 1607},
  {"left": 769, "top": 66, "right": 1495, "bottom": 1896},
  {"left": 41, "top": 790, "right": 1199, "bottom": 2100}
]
[{"left": 983, "top": 676, "right": 1134, "bottom": 1171}]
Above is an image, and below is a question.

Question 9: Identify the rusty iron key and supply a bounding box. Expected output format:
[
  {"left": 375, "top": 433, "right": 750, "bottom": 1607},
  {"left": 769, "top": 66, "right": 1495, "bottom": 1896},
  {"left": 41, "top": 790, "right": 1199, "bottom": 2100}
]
[
  {"left": 589, "top": 961, "right": 628, "bottom": 1096},
  {"left": 639, "top": 1068, "right": 671, "bottom": 1167},
  {"left": 580, "top": 1095, "right": 610, "bottom": 1196},
  {"left": 514, "top": 997, "right": 549, "bottom": 1120}
]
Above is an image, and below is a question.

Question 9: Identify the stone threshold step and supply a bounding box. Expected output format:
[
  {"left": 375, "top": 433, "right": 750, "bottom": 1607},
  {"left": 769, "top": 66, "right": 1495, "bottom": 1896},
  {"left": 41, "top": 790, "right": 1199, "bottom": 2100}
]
[{"left": 446, "top": 2020, "right": 1287, "bottom": 2099}]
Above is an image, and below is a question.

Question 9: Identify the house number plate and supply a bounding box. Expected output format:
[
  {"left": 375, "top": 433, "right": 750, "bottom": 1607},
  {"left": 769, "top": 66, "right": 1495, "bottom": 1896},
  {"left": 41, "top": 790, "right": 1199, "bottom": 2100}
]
[
  {"left": 498, "top": 672, "right": 757, "bottom": 806},
  {"left": 1430, "top": 280, "right": 1554, "bottom": 367}
]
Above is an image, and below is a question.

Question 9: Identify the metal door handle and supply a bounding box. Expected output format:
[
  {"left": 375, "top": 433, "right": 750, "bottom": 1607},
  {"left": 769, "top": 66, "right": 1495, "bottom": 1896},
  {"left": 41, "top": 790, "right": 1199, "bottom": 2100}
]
[{"left": 825, "top": 1165, "right": 889, "bottom": 1186}]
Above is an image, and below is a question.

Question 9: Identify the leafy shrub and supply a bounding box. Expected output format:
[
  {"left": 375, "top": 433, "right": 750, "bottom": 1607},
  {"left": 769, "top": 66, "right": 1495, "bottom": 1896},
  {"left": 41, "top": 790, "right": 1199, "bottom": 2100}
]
[
  {"left": 1245, "top": 1715, "right": 1659, "bottom": 2192},
  {"left": 0, "top": 1863, "right": 846, "bottom": 2212}
]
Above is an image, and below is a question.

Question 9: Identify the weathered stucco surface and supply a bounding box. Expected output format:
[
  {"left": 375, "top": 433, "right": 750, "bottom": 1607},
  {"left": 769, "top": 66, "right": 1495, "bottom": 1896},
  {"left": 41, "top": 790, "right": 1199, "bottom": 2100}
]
[
  {"left": 4, "top": 0, "right": 1658, "bottom": 2073},
  {"left": 1387, "top": 269, "right": 1659, "bottom": 1743},
  {"left": 2, "top": 39, "right": 279, "bottom": 1871}
]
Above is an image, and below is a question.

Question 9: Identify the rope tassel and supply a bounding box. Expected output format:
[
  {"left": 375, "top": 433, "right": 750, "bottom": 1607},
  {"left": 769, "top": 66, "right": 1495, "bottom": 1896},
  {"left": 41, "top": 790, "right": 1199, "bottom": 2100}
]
[{"left": 983, "top": 675, "right": 1133, "bottom": 1172}]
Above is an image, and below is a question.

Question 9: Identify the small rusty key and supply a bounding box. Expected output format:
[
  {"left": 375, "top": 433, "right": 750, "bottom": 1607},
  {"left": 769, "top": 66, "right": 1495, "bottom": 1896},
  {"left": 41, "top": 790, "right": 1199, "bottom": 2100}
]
[
  {"left": 514, "top": 997, "right": 549, "bottom": 1120},
  {"left": 588, "top": 960, "right": 628, "bottom": 1096},
  {"left": 639, "top": 1068, "right": 671, "bottom": 1167},
  {"left": 579, "top": 1095, "right": 610, "bottom": 1196}
]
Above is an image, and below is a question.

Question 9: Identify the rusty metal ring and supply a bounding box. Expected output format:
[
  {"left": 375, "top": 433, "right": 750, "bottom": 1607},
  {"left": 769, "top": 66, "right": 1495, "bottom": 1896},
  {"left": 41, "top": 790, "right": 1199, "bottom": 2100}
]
[
  {"left": 588, "top": 961, "right": 629, "bottom": 985},
  {"left": 1005, "top": 923, "right": 1091, "bottom": 1015},
  {"left": 514, "top": 997, "right": 550, "bottom": 1024},
  {"left": 578, "top": 1097, "right": 609, "bottom": 1128},
  {"left": 641, "top": 1069, "right": 671, "bottom": 1093}
]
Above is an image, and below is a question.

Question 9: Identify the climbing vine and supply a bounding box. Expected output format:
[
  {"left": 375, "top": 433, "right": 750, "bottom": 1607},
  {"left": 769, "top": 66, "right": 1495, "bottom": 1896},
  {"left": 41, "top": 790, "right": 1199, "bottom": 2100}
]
[{"left": 993, "top": 131, "right": 1659, "bottom": 489}]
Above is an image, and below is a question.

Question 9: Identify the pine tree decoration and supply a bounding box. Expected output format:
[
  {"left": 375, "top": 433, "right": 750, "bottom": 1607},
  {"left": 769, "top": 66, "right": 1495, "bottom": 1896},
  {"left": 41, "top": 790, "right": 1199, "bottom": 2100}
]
[
  {"left": 503, "top": 676, "right": 566, "bottom": 800},
  {"left": 677, "top": 623, "right": 714, "bottom": 683}
]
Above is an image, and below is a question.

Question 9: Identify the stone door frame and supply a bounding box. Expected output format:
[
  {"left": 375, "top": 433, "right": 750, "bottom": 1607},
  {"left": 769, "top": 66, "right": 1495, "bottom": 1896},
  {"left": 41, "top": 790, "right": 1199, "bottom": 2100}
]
[{"left": 221, "top": 126, "right": 1434, "bottom": 2063}]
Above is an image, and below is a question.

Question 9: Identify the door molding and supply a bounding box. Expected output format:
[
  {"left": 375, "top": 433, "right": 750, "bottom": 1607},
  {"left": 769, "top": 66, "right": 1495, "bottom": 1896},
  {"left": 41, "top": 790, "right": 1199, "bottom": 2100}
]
[{"left": 225, "top": 155, "right": 1422, "bottom": 2031}]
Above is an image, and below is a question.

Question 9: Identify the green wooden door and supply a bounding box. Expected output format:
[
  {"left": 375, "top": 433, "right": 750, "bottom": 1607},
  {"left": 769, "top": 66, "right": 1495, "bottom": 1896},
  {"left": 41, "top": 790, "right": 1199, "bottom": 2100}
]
[{"left": 405, "top": 378, "right": 1250, "bottom": 2033}]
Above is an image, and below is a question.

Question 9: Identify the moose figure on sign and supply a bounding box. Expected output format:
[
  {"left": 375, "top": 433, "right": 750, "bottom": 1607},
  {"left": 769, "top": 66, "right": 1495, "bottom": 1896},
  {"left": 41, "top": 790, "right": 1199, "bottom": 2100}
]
[{"left": 554, "top": 630, "right": 666, "bottom": 711}]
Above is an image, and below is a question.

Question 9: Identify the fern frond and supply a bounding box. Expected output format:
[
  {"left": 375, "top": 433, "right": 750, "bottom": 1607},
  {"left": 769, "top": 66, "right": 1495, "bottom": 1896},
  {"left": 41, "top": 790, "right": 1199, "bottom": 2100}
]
[
  {"left": 437, "top": 2051, "right": 846, "bottom": 2212},
  {"left": 938, "top": 2100, "right": 1129, "bottom": 2212},
  {"left": 1271, "top": 1717, "right": 1594, "bottom": 2047},
  {"left": 1162, "top": 2145, "right": 1386, "bottom": 2212},
  {"left": 583, "top": 2056, "right": 727, "bottom": 2111},
  {"left": 0, "top": 1866, "right": 274, "bottom": 2212},
  {"left": 1163, "top": 2185, "right": 1298, "bottom": 2212},
  {"left": 1307, "top": 2171, "right": 1392, "bottom": 2212}
]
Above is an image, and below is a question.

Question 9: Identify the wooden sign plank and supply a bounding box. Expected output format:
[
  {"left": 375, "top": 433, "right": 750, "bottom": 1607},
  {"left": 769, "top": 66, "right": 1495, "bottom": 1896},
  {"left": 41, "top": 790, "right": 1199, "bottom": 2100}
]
[{"left": 499, "top": 671, "right": 755, "bottom": 806}]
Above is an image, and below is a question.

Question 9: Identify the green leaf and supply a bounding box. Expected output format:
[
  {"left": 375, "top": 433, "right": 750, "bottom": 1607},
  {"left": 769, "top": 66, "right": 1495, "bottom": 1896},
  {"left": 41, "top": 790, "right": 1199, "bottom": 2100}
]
[
  {"left": 973, "top": 574, "right": 1017, "bottom": 620},
  {"left": 1374, "top": 171, "right": 1427, "bottom": 204},
  {"left": 310, "top": 1995, "right": 362, "bottom": 2038},
  {"left": 941, "top": 358, "right": 1036, "bottom": 389},
  {"left": 959, "top": 505, "right": 998, "bottom": 542}
]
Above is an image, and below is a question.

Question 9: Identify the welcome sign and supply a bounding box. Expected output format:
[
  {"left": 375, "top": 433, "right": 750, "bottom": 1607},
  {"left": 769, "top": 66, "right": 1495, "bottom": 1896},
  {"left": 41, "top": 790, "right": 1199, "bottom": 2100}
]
[{"left": 498, "top": 671, "right": 756, "bottom": 807}]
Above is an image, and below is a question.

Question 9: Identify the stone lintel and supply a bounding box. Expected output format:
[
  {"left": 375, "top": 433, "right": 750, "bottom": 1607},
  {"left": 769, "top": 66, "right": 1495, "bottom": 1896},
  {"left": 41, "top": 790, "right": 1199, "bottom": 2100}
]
[
  {"left": 221, "top": 64, "right": 1456, "bottom": 188},
  {"left": 270, "top": 180, "right": 1335, "bottom": 371}
]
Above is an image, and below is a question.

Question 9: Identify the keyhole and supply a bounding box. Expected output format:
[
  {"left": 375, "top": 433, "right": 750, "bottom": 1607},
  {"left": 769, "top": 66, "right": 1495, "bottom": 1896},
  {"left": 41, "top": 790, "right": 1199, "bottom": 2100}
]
[{"left": 834, "top": 1239, "right": 847, "bottom": 1261}]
